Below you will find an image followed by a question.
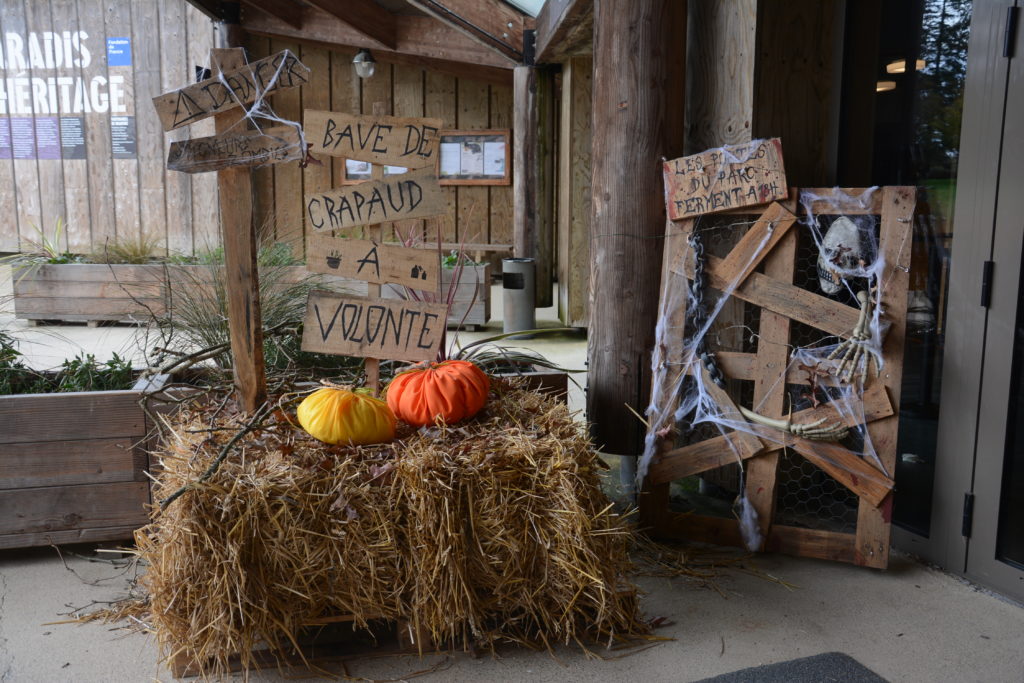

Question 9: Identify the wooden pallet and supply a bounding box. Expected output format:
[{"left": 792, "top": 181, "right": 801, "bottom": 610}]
[{"left": 640, "top": 187, "right": 915, "bottom": 568}]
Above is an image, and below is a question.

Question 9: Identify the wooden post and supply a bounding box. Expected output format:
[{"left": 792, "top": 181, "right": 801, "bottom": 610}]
[
  {"left": 512, "top": 65, "right": 555, "bottom": 308},
  {"left": 586, "top": 0, "right": 686, "bottom": 455},
  {"left": 213, "top": 38, "right": 267, "bottom": 410}
]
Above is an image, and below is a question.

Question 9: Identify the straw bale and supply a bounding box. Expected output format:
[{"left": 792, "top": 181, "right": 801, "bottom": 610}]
[{"left": 137, "top": 383, "right": 645, "bottom": 677}]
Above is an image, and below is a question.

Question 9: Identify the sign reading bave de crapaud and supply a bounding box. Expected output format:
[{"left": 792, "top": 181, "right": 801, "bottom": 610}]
[
  {"left": 305, "top": 166, "right": 445, "bottom": 231},
  {"left": 304, "top": 110, "right": 442, "bottom": 169},
  {"left": 663, "top": 138, "right": 788, "bottom": 219}
]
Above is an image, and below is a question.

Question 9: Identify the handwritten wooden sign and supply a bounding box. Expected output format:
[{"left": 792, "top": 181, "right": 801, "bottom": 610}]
[
  {"left": 663, "top": 138, "right": 788, "bottom": 219},
  {"left": 306, "top": 167, "right": 445, "bottom": 232},
  {"left": 304, "top": 110, "right": 442, "bottom": 169},
  {"left": 152, "top": 50, "right": 310, "bottom": 131},
  {"left": 307, "top": 234, "right": 440, "bottom": 289},
  {"left": 301, "top": 291, "right": 447, "bottom": 363},
  {"left": 166, "top": 125, "right": 302, "bottom": 173}
]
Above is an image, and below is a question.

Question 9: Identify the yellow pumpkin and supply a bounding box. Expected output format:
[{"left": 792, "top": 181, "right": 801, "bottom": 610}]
[{"left": 297, "top": 387, "right": 396, "bottom": 446}]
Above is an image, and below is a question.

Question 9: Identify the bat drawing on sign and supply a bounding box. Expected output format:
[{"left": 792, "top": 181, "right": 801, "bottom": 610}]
[{"left": 326, "top": 251, "right": 341, "bottom": 269}]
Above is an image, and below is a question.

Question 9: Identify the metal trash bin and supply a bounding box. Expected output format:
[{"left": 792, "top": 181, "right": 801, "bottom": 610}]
[{"left": 502, "top": 257, "right": 536, "bottom": 339}]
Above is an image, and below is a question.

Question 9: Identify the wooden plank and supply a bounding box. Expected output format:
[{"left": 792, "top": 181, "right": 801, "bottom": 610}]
[
  {"left": 487, "top": 80, "right": 514, "bottom": 265},
  {"left": 13, "top": 277, "right": 162, "bottom": 298},
  {"left": 0, "top": 482, "right": 150, "bottom": 536},
  {"left": 247, "top": 36, "right": 276, "bottom": 244},
  {"left": 213, "top": 46, "right": 267, "bottom": 412},
  {"left": 25, "top": 0, "right": 68, "bottom": 248},
  {"left": 304, "top": 110, "right": 442, "bottom": 169},
  {"left": 306, "top": 234, "right": 440, "bottom": 289},
  {"left": 305, "top": 168, "right": 446, "bottom": 233},
  {"left": 298, "top": 45, "right": 333, "bottom": 243},
  {"left": 159, "top": 0, "right": 194, "bottom": 255},
  {"left": 392, "top": 62, "right": 427, "bottom": 243},
  {"left": 404, "top": 0, "right": 529, "bottom": 62},
  {"left": 743, "top": 224, "right": 797, "bottom": 541},
  {"left": 241, "top": 0, "right": 306, "bottom": 30},
  {"left": 105, "top": 0, "right": 140, "bottom": 247},
  {"left": 675, "top": 251, "right": 860, "bottom": 338},
  {"left": 764, "top": 525, "right": 856, "bottom": 564},
  {"left": 855, "top": 185, "right": 915, "bottom": 567},
  {"left": 167, "top": 125, "right": 303, "bottom": 173},
  {"left": 534, "top": 0, "right": 594, "bottom": 63},
  {"left": 300, "top": 291, "right": 448, "bottom": 363},
  {"left": 3, "top": 0, "right": 45, "bottom": 251},
  {"left": 0, "top": 391, "right": 146, "bottom": 444},
  {"left": 241, "top": 4, "right": 515, "bottom": 71},
  {"left": 456, "top": 79, "right": 490, "bottom": 244},
  {"left": 0, "top": 0, "right": 23, "bottom": 250},
  {"left": 798, "top": 187, "right": 884, "bottom": 215},
  {"left": 269, "top": 38, "right": 304, "bottom": 255},
  {"left": 424, "top": 71, "right": 457, "bottom": 243},
  {"left": 151, "top": 49, "right": 310, "bottom": 131},
  {"left": 305, "top": 0, "right": 397, "bottom": 49},
  {"left": 12, "top": 297, "right": 162, "bottom": 318},
  {"left": 716, "top": 202, "right": 797, "bottom": 288},
  {"left": 654, "top": 512, "right": 744, "bottom": 548},
  {"left": 186, "top": 1, "right": 221, "bottom": 253},
  {"left": 0, "top": 524, "right": 143, "bottom": 550},
  {"left": 0, "top": 438, "right": 141, "bottom": 489},
  {"left": 663, "top": 138, "right": 788, "bottom": 220},
  {"left": 778, "top": 431, "right": 894, "bottom": 508},
  {"left": 556, "top": 55, "right": 591, "bottom": 327},
  {"left": 328, "top": 48, "right": 361, "bottom": 224},
  {"left": 10, "top": 263, "right": 165, "bottom": 283},
  {"left": 134, "top": 0, "right": 169, "bottom": 255},
  {"left": 699, "top": 365, "right": 766, "bottom": 458}
]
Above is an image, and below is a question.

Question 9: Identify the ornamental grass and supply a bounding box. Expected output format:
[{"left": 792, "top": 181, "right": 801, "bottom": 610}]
[{"left": 136, "top": 382, "right": 646, "bottom": 678}]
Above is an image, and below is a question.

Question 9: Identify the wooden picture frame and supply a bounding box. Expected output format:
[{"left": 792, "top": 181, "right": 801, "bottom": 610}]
[
  {"left": 437, "top": 129, "right": 510, "bottom": 186},
  {"left": 341, "top": 159, "right": 412, "bottom": 184}
]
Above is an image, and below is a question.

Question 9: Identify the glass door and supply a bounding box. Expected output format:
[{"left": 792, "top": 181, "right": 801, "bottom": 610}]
[{"left": 964, "top": 5, "right": 1024, "bottom": 598}]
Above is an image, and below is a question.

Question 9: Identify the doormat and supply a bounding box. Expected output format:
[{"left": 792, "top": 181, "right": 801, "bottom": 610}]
[{"left": 694, "top": 652, "right": 887, "bottom": 682}]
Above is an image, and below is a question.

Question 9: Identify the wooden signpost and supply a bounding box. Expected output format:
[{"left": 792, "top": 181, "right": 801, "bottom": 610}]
[
  {"left": 153, "top": 48, "right": 308, "bottom": 412},
  {"left": 306, "top": 234, "right": 440, "bottom": 290},
  {"left": 305, "top": 167, "right": 446, "bottom": 232},
  {"left": 662, "top": 138, "right": 788, "bottom": 220},
  {"left": 152, "top": 50, "right": 310, "bottom": 131},
  {"left": 167, "top": 125, "right": 303, "bottom": 173},
  {"left": 300, "top": 106, "right": 448, "bottom": 393},
  {"left": 304, "top": 110, "right": 442, "bottom": 168}
]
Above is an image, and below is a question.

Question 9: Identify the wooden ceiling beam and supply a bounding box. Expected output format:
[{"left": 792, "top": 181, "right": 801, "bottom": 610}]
[
  {"left": 240, "top": 0, "right": 304, "bottom": 30},
  {"left": 404, "top": 0, "right": 532, "bottom": 62},
  {"left": 304, "top": 0, "right": 398, "bottom": 50},
  {"left": 534, "top": 0, "right": 593, "bottom": 63},
  {"left": 242, "top": 3, "right": 516, "bottom": 71}
]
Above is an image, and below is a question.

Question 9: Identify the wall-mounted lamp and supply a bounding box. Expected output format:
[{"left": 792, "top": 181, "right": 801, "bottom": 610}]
[
  {"left": 885, "top": 58, "right": 926, "bottom": 74},
  {"left": 876, "top": 80, "right": 897, "bottom": 93},
  {"left": 353, "top": 49, "right": 376, "bottom": 79}
]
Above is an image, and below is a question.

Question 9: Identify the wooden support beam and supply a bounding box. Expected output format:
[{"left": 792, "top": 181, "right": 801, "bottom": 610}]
[
  {"left": 512, "top": 65, "right": 555, "bottom": 308},
  {"left": 241, "top": 0, "right": 304, "bottom": 29},
  {"left": 241, "top": 3, "right": 516, "bottom": 73},
  {"left": 534, "top": 0, "right": 594, "bottom": 63},
  {"left": 587, "top": 0, "right": 685, "bottom": 455},
  {"left": 305, "top": 0, "right": 397, "bottom": 49},
  {"left": 211, "top": 46, "right": 267, "bottom": 412},
  {"left": 405, "top": 0, "right": 530, "bottom": 62}
]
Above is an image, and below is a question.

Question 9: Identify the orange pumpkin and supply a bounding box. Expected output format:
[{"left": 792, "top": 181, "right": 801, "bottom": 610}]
[{"left": 386, "top": 360, "right": 490, "bottom": 427}]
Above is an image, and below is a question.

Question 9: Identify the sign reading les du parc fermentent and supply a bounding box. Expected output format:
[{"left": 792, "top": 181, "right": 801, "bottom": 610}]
[{"left": 663, "top": 138, "right": 788, "bottom": 219}]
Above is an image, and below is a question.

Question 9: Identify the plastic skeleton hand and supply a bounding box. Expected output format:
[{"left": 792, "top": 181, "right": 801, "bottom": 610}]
[
  {"left": 828, "top": 290, "right": 878, "bottom": 384},
  {"left": 737, "top": 405, "right": 850, "bottom": 442}
]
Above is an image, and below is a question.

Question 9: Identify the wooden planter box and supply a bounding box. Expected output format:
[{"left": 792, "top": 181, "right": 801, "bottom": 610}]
[
  {"left": 381, "top": 263, "right": 492, "bottom": 330},
  {"left": 12, "top": 264, "right": 358, "bottom": 325},
  {"left": 0, "top": 375, "right": 170, "bottom": 549}
]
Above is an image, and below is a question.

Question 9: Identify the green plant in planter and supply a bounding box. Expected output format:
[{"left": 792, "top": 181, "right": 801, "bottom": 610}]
[
  {"left": 88, "top": 232, "right": 166, "bottom": 264},
  {"left": 0, "top": 332, "right": 135, "bottom": 395}
]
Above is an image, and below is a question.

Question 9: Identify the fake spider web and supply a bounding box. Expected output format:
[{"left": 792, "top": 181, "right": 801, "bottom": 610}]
[{"left": 640, "top": 173, "right": 912, "bottom": 555}]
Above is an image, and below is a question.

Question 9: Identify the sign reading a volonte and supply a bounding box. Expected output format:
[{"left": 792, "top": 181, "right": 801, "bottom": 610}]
[
  {"left": 166, "top": 126, "right": 302, "bottom": 173},
  {"left": 304, "top": 110, "right": 442, "bottom": 169},
  {"left": 306, "top": 234, "right": 439, "bottom": 289},
  {"left": 301, "top": 291, "right": 447, "bottom": 363},
  {"left": 663, "top": 138, "right": 788, "bottom": 219},
  {"left": 152, "top": 50, "right": 309, "bottom": 131},
  {"left": 305, "top": 167, "right": 445, "bottom": 232}
]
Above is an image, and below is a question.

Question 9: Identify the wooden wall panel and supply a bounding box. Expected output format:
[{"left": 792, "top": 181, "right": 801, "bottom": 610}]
[
  {"left": 159, "top": 0, "right": 193, "bottom": 254},
  {"left": 135, "top": 0, "right": 169, "bottom": 256},
  {"left": 105, "top": 0, "right": 140, "bottom": 247},
  {"left": 488, "top": 83, "right": 514, "bottom": 254},
  {"left": 457, "top": 79, "right": 490, "bottom": 248},
  {"left": 0, "top": 0, "right": 18, "bottom": 251},
  {"left": 425, "top": 71, "right": 458, "bottom": 243},
  {"left": 298, "top": 44, "right": 332, "bottom": 251},
  {"left": 248, "top": 37, "right": 276, "bottom": 245},
  {"left": 269, "top": 37, "right": 304, "bottom": 255},
  {"left": 186, "top": 5, "right": 219, "bottom": 253},
  {"left": 392, "top": 63, "right": 426, "bottom": 244}
]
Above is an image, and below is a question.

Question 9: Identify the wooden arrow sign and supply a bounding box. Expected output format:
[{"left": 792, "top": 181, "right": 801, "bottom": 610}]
[
  {"left": 305, "top": 167, "right": 445, "bottom": 232},
  {"left": 152, "top": 50, "right": 309, "bottom": 131},
  {"left": 304, "top": 110, "right": 442, "bottom": 169},
  {"left": 167, "top": 125, "right": 303, "bottom": 173},
  {"left": 306, "top": 234, "right": 440, "bottom": 290}
]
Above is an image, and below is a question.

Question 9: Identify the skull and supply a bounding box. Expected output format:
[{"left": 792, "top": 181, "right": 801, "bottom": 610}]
[{"left": 816, "top": 216, "right": 865, "bottom": 295}]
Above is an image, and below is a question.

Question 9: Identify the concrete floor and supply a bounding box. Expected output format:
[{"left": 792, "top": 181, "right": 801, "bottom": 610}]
[{"left": 2, "top": 269, "right": 1024, "bottom": 682}]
